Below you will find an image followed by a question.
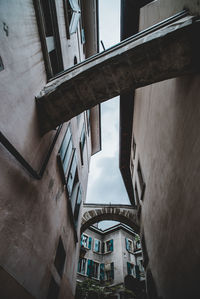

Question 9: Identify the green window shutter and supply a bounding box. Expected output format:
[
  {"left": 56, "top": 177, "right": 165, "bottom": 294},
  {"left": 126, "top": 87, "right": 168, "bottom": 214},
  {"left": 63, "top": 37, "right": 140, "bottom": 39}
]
[
  {"left": 91, "top": 260, "right": 94, "bottom": 277},
  {"left": 111, "top": 262, "right": 114, "bottom": 279},
  {"left": 87, "top": 259, "right": 92, "bottom": 276},
  {"left": 63, "top": 139, "right": 73, "bottom": 174},
  {"left": 74, "top": 185, "right": 82, "bottom": 227},
  {"left": 127, "top": 262, "right": 131, "bottom": 275},
  {"left": 60, "top": 128, "right": 71, "bottom": 161},
  {"left": 66, "top": 151, "right": 77, "bottom": 196},
  {"left": 102, "top": 242, "right": 105, "bottom": 254},
  {"left": 80, "top": 234, "right": 83, "bottom": 247},
  {"left": 135, "top": 265, "right": 140, "bottom": 279},
  {"left": 100, "top": 263, "right": 104, "bottom": 281},
  {"left": 98, "top": 240, "right": 101, "bottom": 252},
  {"left": 125, "top": 238, "right": 129, "bottom": 251},
  {"left": 94, "top": 240, "right": 99, "bottom": 252},
  {"left": 110, "top": 239, "right": 114, "bottom": 251},
  {"left": 88, "top": 237, "right": 92, "bottom": 249}
]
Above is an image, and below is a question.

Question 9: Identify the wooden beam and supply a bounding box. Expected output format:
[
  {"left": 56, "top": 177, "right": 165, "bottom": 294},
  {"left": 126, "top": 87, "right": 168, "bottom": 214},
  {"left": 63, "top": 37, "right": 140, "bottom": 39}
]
[{"left": 36, "top": 16, "right": 200, "bottom": 134}]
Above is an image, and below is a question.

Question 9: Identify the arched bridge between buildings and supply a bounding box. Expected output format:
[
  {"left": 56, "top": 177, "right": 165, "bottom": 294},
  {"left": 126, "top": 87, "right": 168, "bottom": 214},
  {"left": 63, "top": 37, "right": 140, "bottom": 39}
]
[
  {"left": 36, "top": 14, "right": 200, "bottom": 134},
  {"left": 81, "top": 203, "right": 139, "bottom": 233}
]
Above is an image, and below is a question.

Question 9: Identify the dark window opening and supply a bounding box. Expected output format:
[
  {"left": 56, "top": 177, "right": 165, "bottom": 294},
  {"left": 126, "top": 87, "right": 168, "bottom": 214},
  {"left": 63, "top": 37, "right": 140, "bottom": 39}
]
[
  {"left": 47, "top": 276, "right": 60, "bottom": 299},
  {"left": 135, "top": 183, "right": 140, "bottom": 206},
  {"left": 137, "top": 160, "right": 146, "bottom": 201},
  {"left": 132, "top": 136, "right": 136, "bottom": 160},
  {"left": 79, "top": 125, "right": 86, "bottom": 165},
  {"left": 0, "top": 56, "right": 4, "bottom": 72},
  {"left": 74, "top": 55, "right": 78, "bottom": 65},
  {"left": 67, "top": 0, "right": 73, "bottom": 25},
  {"left": 73, "top": 185, "right": 82, "bottom": 227},
  {"left": 36, "top": 0, "right": 63, "bottom": 77},
  {"left": 54, "top": 237, "right": 66, "bottom": 277}
]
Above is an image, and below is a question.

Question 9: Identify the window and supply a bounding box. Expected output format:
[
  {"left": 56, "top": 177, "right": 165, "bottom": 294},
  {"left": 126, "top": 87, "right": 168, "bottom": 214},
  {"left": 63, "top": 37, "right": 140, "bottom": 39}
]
[
  {"left": 134, "top": 182, "right": 140, "bottom": 206},
  {"left": 93, "top": 262, "right": 99, "bottom": 279},
  {"left": 47, "top": 276, "right": 60, "bottom": 299},
  {"left": 58, "top": 127, "right": 82, "bottom": 229},
  {"left": 63, "top": 0, "right": 81, "bottom": 39},
  {"left": 35, "top": 0, "right": 63, "bottom": 78},
  {"left": 130, "top": 136, "right": 136, "bottom": 176},
  {"left": 86, "top": 110, "right": 90, "bottom": 135},
  {"left": 135, "top": 240, "right": 141, "bottom": 250},
  {"left": 54, "top": 237, "right": 66, "bottom": 277},
  {"left": 86, "top": 260, "right": 99, "bottom": 279},
  {"left": 79, "top": 125, "right": 86, "bottom": 165},
  {"left": 127, "top": 262, "right": 135, "bottom": 277},
  {"left": 137, "top": 160, "right": 146, "bottom": 201},
  {"left": 105, "top": 239, "right": 113, "bottom": 253},
  {"left": 137, "top": 258, "right": 145, "bottom": 276},
  {"left": 81, "top": 234, "right": 92, "bottom": 249},
  {"left": 0, "top": 56, "right": 4, "bottom": 72},
  {"left": 125, "top": 238, "right": 134, "bottom": 253},
  {"left": 77, "top": 257, "right": 87, "bottom": 275},
  {"left": 73, "top": 184, "right": 82, "bottom": 227},
  {"left": 58, "top": 127, "right": 78, "bottom": 195},
  {"left": 105, "top": 262, "right": 114, "bottom": 281},
  {"left": 100, "top": 263, "right": 104, "bottom": 281},
  {"left": 93, "top": 239, "right": 101, "bottom": 253},
  {"left": 58, "top": 127, "right": 73, "bottom": 180}
]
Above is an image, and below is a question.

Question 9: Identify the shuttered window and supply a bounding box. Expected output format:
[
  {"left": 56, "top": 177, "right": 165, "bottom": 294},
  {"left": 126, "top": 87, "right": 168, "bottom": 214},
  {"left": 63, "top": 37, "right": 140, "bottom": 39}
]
[
  {"left": 125, "top": 238, "right": 134, "bottom": 253},
  {"left": 94, "top": 239, "right": 101, "bottom": 253},
  {"left": 100, "top": 263, "right": 104, "bottom": 281},
  {"left": 105, "top": 262, "right": 114, "bottom": 281},
  {"left": 79, "top": 124, "right": 86, "bottom": 165},
  {"left": 77, "top": 257, "right": 87, "bottom": 275},
  {"left": 87, "top": 259, "right": 93, "bottom": 277},
  {"left": 88, "top": 237, "right": 92, "bottom": 250},
  {"left": 64, "top": 0, "right": 81, "bottom": 39},
  {"left": 74, "top": 185, "right": 82, "bottom": 227},
  {"left": 135, "top": 265, "right": 140, "bottom": 279},
  {"left": 66, "top": 151, "right": 77, "bottom": 196},
  {"left": 105, "top": 239, "right": 113, "bottom": 253},
  {"left": 127, "top": 262, "right": 135, "bottom": 276},
  {"left": 81, "top": 234, "right": 92, "bottom": 249}
]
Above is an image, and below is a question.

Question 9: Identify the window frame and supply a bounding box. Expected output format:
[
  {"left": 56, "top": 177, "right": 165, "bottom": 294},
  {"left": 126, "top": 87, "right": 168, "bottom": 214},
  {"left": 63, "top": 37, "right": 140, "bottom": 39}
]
[
  {"left": 93, "top": 239, "right": 101, "bottom": 253},
  {"left": 104, "top": 239, "right": 113, "bottom": 253},
  {"left": 126, "top": 238, "right": 134, "bottom": 253},
  {"left": 81, "top": 234, "right": 92, "bottom": 250},
  {"left": 79, "top": 124, "right": 86, "bottom": 165},
  {"left": 63, "top": 0, "right": 81, "bottom": 39},
  {"left": 34, "top": 0, "right": 64, "bottom": 79},
  {"left": 137, "top": 159, "right": 146, "bottom": 201},
  {"left": 77, "top": 257, "right": 87, "bottom": 275},
  {"left": 127, "top": 261, "right": 135, "bottom": 277}
]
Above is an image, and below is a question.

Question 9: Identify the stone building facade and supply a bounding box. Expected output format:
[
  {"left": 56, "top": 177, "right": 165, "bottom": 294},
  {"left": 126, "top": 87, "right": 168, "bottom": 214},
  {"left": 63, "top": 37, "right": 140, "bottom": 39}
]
[
  {"left": 0, "top": 1, "right": 100, "bottom": 299},
  {"left": 77, "top": 223, "right": 144, "bottom": 286}
]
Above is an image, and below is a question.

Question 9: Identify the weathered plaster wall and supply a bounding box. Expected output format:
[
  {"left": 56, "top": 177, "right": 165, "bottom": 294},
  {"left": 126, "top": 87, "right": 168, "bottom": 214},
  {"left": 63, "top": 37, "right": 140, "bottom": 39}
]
[
  {"left": 132, "top": 1, "right": 200, "bottom": 298},
  {"left": 0, "top": 1, "right": 93, "bottom": 298}
]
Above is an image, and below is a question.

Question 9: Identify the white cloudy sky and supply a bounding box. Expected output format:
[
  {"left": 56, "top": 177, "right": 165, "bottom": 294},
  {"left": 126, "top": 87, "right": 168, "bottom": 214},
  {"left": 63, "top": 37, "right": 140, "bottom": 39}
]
[{"left": 86, "top": 0, "right": 130, "bottom": 208}]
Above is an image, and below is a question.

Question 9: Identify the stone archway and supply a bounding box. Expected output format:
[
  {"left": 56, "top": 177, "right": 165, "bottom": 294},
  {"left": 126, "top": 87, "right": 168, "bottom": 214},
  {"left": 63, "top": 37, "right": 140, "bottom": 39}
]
[{"left": 81, "top": 203, "right": 139, "bottom": 233}]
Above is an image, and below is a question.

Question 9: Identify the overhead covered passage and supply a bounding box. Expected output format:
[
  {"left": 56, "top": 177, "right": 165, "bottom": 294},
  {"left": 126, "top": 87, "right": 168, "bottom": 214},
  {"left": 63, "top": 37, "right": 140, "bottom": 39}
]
[{"left": 36, "top": 13, "right": 200, "bottom": 134}]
